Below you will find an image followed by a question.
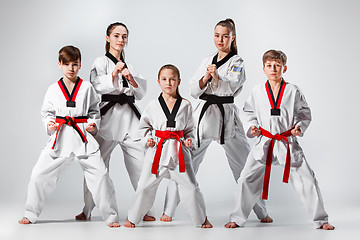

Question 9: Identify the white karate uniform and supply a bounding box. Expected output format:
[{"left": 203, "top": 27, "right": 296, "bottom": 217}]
[
  {"left": 127, "top": 98, "right": 207, "bottom": 227},
  {"left": 229, "top": 82, "right": 329, "bottom": 227},
  {"left": 80, "top": 55, "right": 151, "bottom": 218},
  {"left": 163, "top": 53, "right": 268, "bottom": 219},
  {"left": 24, "top": 80, "right": 119, "bottom": 225}
]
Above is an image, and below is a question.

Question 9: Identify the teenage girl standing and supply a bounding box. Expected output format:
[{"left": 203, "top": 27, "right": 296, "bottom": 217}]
[
  {"left": 161, "top": 19, "right": 272, "bottom": 223},
  {"left": 76, "top": 22, "right": 154, "bottom": 221}
]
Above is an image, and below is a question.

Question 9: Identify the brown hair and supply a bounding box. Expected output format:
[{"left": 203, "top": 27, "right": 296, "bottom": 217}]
[
  {"left": 58, "top": 45, "right": 81, "bottom": 64},
  {"left": 262, "top": 50, "right": 287, "bottom": 66},
  {"left": 105, "top": 22, "right": 129, "bottom": 61},
  {"left": 215, "top": 18, "right": 237, "bottom": 54},
  {"left": 158, "top": 64, "right": 181, "bottom": 97}
]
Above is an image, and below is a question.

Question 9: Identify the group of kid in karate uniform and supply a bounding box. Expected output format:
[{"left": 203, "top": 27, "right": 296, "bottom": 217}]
[{"left": 19, "top": 19, "right": 334, "bottom": 230}]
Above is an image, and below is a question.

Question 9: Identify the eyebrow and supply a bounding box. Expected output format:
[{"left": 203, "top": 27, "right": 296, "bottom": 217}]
[
  {"left": 214, "top": 32, "right": 229, "bottom": 36},
  {"left": 113, "top": 32, "right": 127, "bottom": 36}
]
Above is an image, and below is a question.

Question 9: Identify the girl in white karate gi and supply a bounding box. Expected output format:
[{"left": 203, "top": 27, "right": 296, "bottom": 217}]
[
  {"left": 75, "top": 22, "right": 154, "bottom": 221},
  {"left": 124, "top": 64, "right": 212, "bottom": 228},
  {"left": 225, "top": 50, "right": 334, "bottom": 230},
  {"left": 161, "top": 18, "right": 271, "bottom": 223},
  {"left": 19, "top": 46, "right": 120, "bottom": 227}
]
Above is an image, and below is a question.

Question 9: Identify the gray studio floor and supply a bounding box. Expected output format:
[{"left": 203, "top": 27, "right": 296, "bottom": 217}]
[{"left": 2, "top": 196, "right": 357, "bottom": 240}]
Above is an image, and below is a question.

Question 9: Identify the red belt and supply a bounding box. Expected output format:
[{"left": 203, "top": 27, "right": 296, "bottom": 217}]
[
  {"left": 152, "top": 130, "right": 184, "bottom": 174},
  {"left": 52, "top": 116, "right": 88, "bottom": 149},
  {"left": 259, "top": 127, "right": 292, "bottom": 200}
]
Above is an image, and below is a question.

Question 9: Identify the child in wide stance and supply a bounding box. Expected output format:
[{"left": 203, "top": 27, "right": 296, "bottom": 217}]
[
  {"left": 124, "top": 64, "right": 212, "bottom": 228},
  {"left": 19, "top": 46, "right": 120, "bottom": 227},
  {"left": 225, "top": 50, "right": 334, "bottom": 230},
  {"left": 161, "top": 18, "right": 270, "bottom": 224},
  {"left": 75, "top": 22, "right": 154, "bottom": 222}
]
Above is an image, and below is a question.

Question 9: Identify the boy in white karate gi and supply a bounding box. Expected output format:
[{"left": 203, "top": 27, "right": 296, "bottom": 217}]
[
  {"left": 19, "top": 46, "right": 120, "bottom": 227},
  {"left": 225, "top": 50, "right": 334, "bottom": 230}
]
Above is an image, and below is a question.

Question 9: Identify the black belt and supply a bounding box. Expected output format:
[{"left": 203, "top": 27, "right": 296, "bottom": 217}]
[
  {"left": 100, "top": 93, "right": 141, "bottom": 120},
  {"left": 197, "top": 93, "right": 234, "bottom": 147}
]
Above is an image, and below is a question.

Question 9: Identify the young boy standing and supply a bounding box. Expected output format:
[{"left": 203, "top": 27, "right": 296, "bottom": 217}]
[
  {"left": 19, "top": 46, "right": 120, "bottom": 227},
  {"left": 225, "top": 50, "right": 334, "bottom": 230}
]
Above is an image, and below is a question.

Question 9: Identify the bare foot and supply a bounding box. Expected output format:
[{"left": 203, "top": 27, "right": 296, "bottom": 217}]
[
  {"left": 224, "top": 222, "right": 239, "bottom": 228},
  {"left": 143, "top": 214, "right": 156, "bottom": 221},
  {"left": 124, "top": 218, "right": 135, "bottom": 228},
  {"left": 260, "top": 215, "right": 273, "bottom": 223},
  {"left": 18, "top": 217, "right": 31, "bottom": 224},
  {"left": 201, "top": 217, "right": 213, "bottom": 228},
  {"left": 320, "top": 223, "right": 335, "bottom": 230},
  {"left": 160, "top": 213, "right": 172, "bottom": 222},
  {"left": 75, "top": 212, "right": 91, "bottom": 221},
  {"left": 108, "top": 222, "right": 121, "bottom": 228}
]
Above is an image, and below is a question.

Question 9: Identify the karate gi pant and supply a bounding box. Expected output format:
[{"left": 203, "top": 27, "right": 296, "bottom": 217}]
[
  {"left": 229, "top": 154, "right": 329, "bottom": 227},
  {"left": 128, "top": 152, "right": 207, "bottom": 227},
  {"left": 163, "top": 127, "right": 268, "bottom": 220},
  {"left": 81, "top": 134, "right": 154, "bottom": 218},
  {"left": 24, "top": 149, "right": 119, "bottom": 225}
]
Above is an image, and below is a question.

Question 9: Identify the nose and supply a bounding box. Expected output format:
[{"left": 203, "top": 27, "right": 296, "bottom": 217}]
[
  {"left": 272, "top": 65, "right": 276, "bottom": 71},
  {"left": 68, "top": 64, "right": 74, "bottom": 71}
]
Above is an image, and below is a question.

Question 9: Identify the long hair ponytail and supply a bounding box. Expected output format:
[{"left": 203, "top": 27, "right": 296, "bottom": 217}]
[
  {"left": 215, "top": 18, "right": 237, "bottom": 54},
  {"left": 105, "top": 22, "right": 128, "bottom": 61}
]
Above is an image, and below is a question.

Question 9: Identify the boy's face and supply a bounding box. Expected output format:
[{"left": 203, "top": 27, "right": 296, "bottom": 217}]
[
  {"left": 263, "top": 60, "right": 287, "bottom": 82},
  {"left": 58, "top": 59, "right": 81, "bottom": 81}
]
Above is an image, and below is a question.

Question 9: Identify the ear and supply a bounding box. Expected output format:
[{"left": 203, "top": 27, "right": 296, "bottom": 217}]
[
  {"left": 157, "top": 79, "right": 160, "bottom": 86},
  {"left": 283, "top": 65, "right": 287, "bottom": 73},
  {"left": 231, "top": 34, "right": 235, "bottom": 42},
  {"left": 58, "top": 62, "right": 61, "bottom": 69},
  {"left": 106, "top": 35, "right": 110, "bottom": 42},
  {"left": 79, "top": 62, "right": 82, "bottom": 70},
  {"left": 178, "top": 78, "right": 181, "bottom": 86}
]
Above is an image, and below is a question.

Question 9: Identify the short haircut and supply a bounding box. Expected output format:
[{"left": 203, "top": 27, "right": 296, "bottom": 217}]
[
  {"left": 58, "top": 45, "right": 81, "bottom": 64},
  {"left": 262, "top": 50, "right": 287, "bottom": 66}
]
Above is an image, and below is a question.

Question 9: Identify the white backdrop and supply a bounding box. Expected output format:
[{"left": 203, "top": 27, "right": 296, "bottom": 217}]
[{"left": 1, "top": 0, "right": 359, "bottom": 220}]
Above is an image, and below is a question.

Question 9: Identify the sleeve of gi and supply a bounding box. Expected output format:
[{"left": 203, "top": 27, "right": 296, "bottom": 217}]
[
  {"left": 293, "top": 88, "right": 312, "bottom": 136},
  {"left": 182, "top": 101, "right": 195, "bottom": 142},
  {"left": 216, "top": 56, "right": 246, "bottom": 97},
  {"left": 243, "top": 90, "right": 260, "bottom": 138},
  {"left": 190, "top": 57, "right": 210, "bottom": 99},
  {"left": 90, "top": 57, "right": 121, "bottom": 94},
  {"left": 138, "top": 103, "right": 154, "bottom": 148},
  {"left": 41, "top": 85, "right": 56, "bottom": 136},
  {"left": 127, "top": 63, "right": 147, "bottom": 100},
  {"left": 87, "top": 85, "right": 101, "bottom": 131}
]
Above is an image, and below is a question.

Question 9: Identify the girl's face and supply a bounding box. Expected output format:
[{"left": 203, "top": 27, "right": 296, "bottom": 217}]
[
  {"left": 157, "top": 69, "right": 181, "bottom": 97},
  {"left": 214, "top": 25, "right": 235, "bottom": 52},
  {"left": 106, "top": 25, "right": 128, "bottom": 52}
]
